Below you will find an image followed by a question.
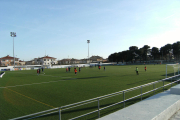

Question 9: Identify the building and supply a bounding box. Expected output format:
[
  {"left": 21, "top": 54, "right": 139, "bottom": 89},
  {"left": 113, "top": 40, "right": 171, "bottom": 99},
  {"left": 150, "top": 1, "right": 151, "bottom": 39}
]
[
  {"left": 58, "top": 58, "right": 80, "bottom": 65},
  {"left": 103, "top": 58, "right": 108, "bottom": 63},
  {"left": 19, "top": 60, "right": 26, "bottom": 66},
  {"left": 58, "top": 58, "right": 92, "bottom": 65},
  {"left": 79, "top": 58, "right": 92, "bottom": 64},
  {"left": 38, "top": 56, "right": 57, "bottom": 65},
  {"left": 70, "top": 58, "right": 80, "bottom": 64},
  {"left": 58, "top": 59, "right": 71, "bottom": 65},
  {"left": 0, "top": 55, "right": 19, "bottom": 66},
  {"left": 25, "top": 56, "right": 57, "bottom": 66},
  {"left": 25, "top": 59, "right": 40, "bottom": 65},
  {"left": 89, "top": 55, "right": 103, "bottom": 63}
]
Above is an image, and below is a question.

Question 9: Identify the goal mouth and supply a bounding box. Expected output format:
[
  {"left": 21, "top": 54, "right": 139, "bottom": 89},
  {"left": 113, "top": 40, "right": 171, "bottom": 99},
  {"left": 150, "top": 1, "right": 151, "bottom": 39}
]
[{"left": 166, "top": 64, "right": 180, "bottom": 77}]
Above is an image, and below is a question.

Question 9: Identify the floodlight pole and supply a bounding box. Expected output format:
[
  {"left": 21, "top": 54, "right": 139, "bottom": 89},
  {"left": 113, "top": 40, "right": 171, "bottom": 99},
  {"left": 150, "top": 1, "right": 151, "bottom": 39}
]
[
  {"left": 87, "top": 40, "right": 90, "bottom": 64},
  {"left": 10, "top": 32, "right": 16, "bottom": 69}
]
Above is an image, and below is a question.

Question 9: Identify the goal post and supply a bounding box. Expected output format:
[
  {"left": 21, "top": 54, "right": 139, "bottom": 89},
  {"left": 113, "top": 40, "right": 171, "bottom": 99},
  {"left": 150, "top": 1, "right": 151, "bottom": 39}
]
[{"left": 166, "top": 63, "right": 180, "bottom": 78}]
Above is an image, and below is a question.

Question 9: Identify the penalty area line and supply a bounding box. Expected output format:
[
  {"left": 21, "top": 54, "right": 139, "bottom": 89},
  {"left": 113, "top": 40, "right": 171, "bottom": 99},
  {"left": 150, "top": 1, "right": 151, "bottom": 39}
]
[{"left": 6, "top": 88, "right": 55, "bottom": 108}]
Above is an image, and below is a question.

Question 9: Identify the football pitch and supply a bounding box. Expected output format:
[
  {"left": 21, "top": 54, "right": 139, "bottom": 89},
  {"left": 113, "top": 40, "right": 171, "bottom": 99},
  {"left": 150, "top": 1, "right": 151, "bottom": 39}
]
[{"left": 0, "top": 64, "right": 177, "bottom": 120}]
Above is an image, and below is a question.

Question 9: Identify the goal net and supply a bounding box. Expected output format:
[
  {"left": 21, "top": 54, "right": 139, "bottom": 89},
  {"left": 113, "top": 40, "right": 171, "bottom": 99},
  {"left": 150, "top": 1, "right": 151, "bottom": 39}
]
[{"left": 166, "top": 63, "right": 180, "bottom": 77}]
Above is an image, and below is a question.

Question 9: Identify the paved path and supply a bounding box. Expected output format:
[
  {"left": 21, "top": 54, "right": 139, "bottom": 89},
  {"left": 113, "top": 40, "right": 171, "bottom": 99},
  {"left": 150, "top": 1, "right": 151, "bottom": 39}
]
[
  {"left": 98, "top": 84, "right": 180, "bottom": 120},
  {"left": 169, "top": 110, "right": 180, "bottom": 120}
]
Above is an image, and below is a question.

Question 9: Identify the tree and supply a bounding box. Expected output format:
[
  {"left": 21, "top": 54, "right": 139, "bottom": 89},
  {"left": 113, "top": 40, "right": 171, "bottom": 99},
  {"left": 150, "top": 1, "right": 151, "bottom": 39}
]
[
  {"left": 108, "top": 54, "right": 113, "bottom": 62},
  {"left": 142, "top": 45, "right": 151, "bottom": 61},
  {"left": 121, "top": 50, "right": 129, "bottom": 63},
  {"left": 129, "top": 46, "right": 138, "bottom": 62},
  {"left": 117, "top": 52, "right": 123, "bottom": 63},
  {"left": 151, "top": 47, "right": 160, "bottom": 60},
  {"left": 172, "top": 41, "right": 180, "bottom": 61},
  {"left": 137, "top": 45, "right": 150, "bottom": 62},
  {"left": 165, "top": 44, "right": 172, "bottom": 61},
  {"left": 160, "top": 44, "right": 172, "bottom": 61},
  {"left": 108, "top": 52, "right": 120, "bottom": 63},
  {"left": 129, "top": 46, "right": 138, "bottom": 51},
  {"left": 108, "top": 53, "right": 115, "bottom": 62}
]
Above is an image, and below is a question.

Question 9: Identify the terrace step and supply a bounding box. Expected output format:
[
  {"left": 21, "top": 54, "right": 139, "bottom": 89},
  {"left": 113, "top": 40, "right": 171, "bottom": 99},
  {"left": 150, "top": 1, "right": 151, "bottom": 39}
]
[
  {"left": 170, "top": 84, "right": 180, "bottom": 95},
  {"left": 98, "top": 84, "right": 180, "bottom": 120}
]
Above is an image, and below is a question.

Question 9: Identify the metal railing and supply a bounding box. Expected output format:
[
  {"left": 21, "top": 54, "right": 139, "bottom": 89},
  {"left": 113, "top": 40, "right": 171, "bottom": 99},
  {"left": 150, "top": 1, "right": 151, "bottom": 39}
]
[{"left": 10, "top": 75, "right": 180, "bottom": 120}]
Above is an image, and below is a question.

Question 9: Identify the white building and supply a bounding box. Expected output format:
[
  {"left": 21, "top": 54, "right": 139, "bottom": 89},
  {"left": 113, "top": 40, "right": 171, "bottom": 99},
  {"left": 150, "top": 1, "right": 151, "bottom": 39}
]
[{"left": 38, "top": 56, "right": 57, "bottom": 65}]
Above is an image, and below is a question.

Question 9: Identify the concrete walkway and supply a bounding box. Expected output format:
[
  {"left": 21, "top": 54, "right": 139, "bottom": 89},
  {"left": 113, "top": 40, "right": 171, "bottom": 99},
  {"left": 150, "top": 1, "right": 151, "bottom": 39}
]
[
  {"left": 98, "top": 84, "right": 180, "bottom": 120},
  {"left": 169, "top": 110, "right": 180, "bottom": 120}
]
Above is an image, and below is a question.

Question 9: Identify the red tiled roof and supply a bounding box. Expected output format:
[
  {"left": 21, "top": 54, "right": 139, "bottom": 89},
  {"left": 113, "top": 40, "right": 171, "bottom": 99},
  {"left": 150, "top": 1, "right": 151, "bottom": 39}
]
[
  {"left": 0, "top": 55, "right": 18, "bottom": 60},
  {"left": 40, "top": 56, "right": 56, "bottom": 59}
]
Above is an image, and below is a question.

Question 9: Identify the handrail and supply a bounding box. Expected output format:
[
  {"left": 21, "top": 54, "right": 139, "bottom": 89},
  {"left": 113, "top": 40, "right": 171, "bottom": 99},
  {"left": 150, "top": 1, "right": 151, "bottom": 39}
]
[
  {"left": 10, "top": 74, "right": 180, "bottom": 120},
  {"left": 70, "top": 79, "right": 180, "bottom": 120}
]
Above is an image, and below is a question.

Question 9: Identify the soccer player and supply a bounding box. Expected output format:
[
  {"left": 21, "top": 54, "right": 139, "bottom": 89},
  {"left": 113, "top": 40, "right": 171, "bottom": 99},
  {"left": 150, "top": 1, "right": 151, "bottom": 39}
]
[
  {"left": 66, "top": 68, "right": 68, "bottom": 72},
  {"left": 79, "top": 67, "right": 81, "bottom": 72},
  {"left": 37, "top": 69, "right": 39, "bottom": 76},
  {"left": 136, "top": 67, "right": 139, "bottom": 75},
  {"left": 98, "top": 65, "right": 101, "bottom": 70},
  {"left": 74, "top": 68, "right": 77, "bottom": 75},
  {"left": 39, "top": 68, "right": 41, "bottom": 74},
  {"left": 68, "top": 67, "right": 71, "bottom": 72},
  {"left": 104, "top": 66, "right": 106, "bottom": 71},
  {"left": 42, "top": 67, "right": 44, "bottom": 72},
  {"left": 145, "top": 66, "right": 147, "bottom": 71}
]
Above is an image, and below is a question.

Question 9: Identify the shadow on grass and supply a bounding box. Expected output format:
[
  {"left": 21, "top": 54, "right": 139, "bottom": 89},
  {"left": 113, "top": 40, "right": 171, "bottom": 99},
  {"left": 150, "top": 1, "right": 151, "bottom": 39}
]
[{"left": 162, "top": 72, "right": 175, "bottom": 77}]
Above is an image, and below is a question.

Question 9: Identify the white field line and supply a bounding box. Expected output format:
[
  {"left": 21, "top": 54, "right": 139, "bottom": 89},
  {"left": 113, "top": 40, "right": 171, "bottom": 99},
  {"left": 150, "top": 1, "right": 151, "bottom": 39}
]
[
  {"left": 7, "top": 72, "right": 72, "bottom": 78},
  {"left": 0, "top": 78, "right": 77, "bottom": 89},
  {"left": 40, "top": 75, "right": 71, "bottom": 78},
  {"left": 0, "top": 72, "right": 5, "bottom": 78}
]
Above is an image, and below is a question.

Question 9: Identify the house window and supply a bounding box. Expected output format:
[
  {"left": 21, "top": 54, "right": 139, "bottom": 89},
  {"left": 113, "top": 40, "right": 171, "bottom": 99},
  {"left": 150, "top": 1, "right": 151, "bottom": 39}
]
[
  {"left": 48, "top": 59, "right": 49, "bottom": 61},
  {"left": 44, "top": 59, "right": 46, "bottom": 61}
]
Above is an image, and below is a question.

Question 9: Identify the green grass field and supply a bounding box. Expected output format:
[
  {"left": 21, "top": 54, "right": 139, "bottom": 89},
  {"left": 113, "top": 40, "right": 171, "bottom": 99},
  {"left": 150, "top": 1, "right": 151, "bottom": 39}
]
[{"left": 0, "top": 64, "right": 178, "bottom": 120}]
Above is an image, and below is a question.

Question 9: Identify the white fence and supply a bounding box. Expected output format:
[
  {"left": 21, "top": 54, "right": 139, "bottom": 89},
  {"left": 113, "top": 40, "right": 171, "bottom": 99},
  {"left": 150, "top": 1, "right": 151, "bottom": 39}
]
[
  {"left": 0, "top": 63, "right": 113, "bottom": 71},
  {"left": 10, "top": 75, "right": 180, "bottom": 120}
]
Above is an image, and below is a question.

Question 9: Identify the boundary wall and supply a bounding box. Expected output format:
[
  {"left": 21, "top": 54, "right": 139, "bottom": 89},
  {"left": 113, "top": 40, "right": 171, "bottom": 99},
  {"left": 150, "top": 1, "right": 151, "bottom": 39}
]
[
  {"left": 0, "top": 63, "right": 113, "bottom": 71},
  {"left": 98, "top": 84, "right": 180, "bottom": 120}
]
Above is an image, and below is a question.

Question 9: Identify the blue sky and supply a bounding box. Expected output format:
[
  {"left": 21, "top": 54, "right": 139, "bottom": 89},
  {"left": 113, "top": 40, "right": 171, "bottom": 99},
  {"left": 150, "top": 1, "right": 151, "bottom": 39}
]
[{"left": 1, "top": 0, "right": 180, "bottom": 61}]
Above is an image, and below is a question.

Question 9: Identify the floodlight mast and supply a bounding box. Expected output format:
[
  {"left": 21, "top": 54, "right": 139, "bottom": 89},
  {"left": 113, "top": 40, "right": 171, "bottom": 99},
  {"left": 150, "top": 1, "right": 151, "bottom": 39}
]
[
  {"left": 87, "top": 40, "right": 90, "bottom": 64},
  {"left": 10, "top": 32, "right": 16, "bottom": 69}
]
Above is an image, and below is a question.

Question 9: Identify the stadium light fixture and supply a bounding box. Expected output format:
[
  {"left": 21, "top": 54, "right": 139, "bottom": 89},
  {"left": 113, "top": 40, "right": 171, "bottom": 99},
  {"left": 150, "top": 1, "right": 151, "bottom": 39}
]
[
  {"left": 10, "top": 32, "right": 16, "bottom": 69},
  {"left": 87, "top": 40, "right": 90, "bottom": 64}
]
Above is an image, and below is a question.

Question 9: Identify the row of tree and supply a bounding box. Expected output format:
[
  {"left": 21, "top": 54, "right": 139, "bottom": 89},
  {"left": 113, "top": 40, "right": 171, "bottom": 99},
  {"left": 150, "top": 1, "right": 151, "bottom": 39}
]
[{"left": 108, "top": 41, "right": 180, "bottom": 63}]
